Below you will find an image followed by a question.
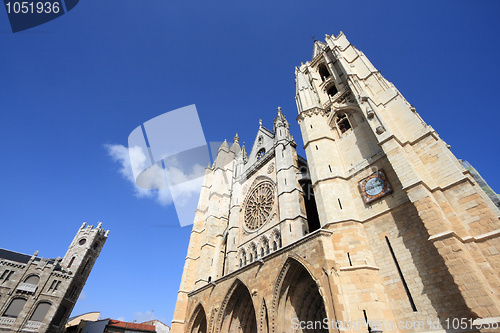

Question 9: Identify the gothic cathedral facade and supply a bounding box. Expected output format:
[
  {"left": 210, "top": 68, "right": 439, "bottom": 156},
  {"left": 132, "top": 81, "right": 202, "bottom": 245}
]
[{"left": 172, "top": 32, "right": 500, "bottom": 333}]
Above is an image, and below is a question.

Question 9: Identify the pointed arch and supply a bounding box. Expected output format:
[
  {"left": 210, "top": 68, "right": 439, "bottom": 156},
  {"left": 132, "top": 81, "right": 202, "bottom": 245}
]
[
  {"left": 187, "top": 303, "right": 207, "bottom": 333},
  {"left": 259, "top": 236, "right": 269, "bottom": 257},
  {"left": 271, "top": 257, "right": 328, "bottom": 333},
  {"left": 270, "top": 229, "right": 281, "bottom": 251},
  {"left": 216, "top": 279, "right": 257, "bottom": 333},
  {"left": 259, "top": 298, "right": 270, "bottom": 333},
  {"left": 248, "top": 242, "right": 257, "bottom": 262},
  {"left": 238, "top": 248, "right": 247, "bottom": 267}
]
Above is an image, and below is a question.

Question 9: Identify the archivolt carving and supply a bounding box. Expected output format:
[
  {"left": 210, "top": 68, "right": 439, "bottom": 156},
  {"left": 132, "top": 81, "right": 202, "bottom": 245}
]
[
  {"left": 269, "top": 255, "right": 326, "bottom": 332},
  {"left": 186, "top": 303, "right": 207, "bottom": 333}
]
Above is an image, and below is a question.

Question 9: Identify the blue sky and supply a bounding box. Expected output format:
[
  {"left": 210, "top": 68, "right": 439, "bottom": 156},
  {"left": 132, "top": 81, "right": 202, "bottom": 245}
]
[{"left": 1, "top": 0, "right": 499, "bottom": 325}]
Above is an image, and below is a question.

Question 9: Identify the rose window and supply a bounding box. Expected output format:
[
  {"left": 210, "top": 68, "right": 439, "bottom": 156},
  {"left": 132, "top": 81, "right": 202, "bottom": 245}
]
[{"left": 244, "top": 182, "right": 274, "bottom": 230}]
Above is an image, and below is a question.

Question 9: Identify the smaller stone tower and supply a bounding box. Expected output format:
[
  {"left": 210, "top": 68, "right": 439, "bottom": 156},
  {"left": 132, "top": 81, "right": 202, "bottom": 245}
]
[{"left": 0, "top": 223, "right": 109, "bottom": 333}]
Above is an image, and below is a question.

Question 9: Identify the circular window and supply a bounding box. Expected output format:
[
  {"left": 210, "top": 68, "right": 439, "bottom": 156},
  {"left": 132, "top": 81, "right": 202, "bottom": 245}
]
[
  {"left": 78, "top": 238, "right": 86, "bottom": 245},
  {"left": 244, "top": 182, "right": 274, "bottom": 230}
]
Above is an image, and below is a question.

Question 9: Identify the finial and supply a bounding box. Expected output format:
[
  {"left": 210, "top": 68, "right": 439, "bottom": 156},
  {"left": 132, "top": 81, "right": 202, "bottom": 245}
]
[
  {"left": 234, "top": 132, "right": 239, "bottom": 144},
  {"left": 259, "top": 119, "right": 262, "bottom": 127},
  {"left": 277, "top": 106, "right": 282, "bottom": 113},
  {"left": 97, "top": 222, "right": 102, "bottom": 229},
  {"left": 34, "top": 250, "right": 39, "bottom": 257}
]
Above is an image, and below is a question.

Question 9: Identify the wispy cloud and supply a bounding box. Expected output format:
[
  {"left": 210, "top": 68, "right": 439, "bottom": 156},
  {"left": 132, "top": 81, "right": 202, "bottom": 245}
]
[
  {"left": 133, "top": 311, "right": 155, "bottom": 323},
  {"left": 78, "top": 291, "right": 87, "bottom": 301},
  {"left": 105, "top": 144, "right": 205, "bottom": 209},
  {"left": 105, "top": 144, "right": 172, "bottom": 206}
]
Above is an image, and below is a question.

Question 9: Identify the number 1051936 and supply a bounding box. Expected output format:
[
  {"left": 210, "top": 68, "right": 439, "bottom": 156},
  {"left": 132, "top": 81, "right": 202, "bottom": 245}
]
[{"left": 5, "top": 2, "right": 60, "bottom": 14}]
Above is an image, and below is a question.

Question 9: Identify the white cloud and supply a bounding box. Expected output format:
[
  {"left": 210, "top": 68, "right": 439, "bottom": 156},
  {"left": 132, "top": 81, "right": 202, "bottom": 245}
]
[
  {"left": 78, "top": 291, "right": 87, "bottom": 301},
  {"left": 105, "top": 144, "right": 205, "bottom": 209},
  {"left": 133, "top": 311, "right": 155, "bottom": 323}
]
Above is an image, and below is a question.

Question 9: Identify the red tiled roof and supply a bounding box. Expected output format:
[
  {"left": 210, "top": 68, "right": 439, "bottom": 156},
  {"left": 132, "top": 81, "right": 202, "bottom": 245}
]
[{"left": 107, "top": 319, "right": 156, "bottom": 332}]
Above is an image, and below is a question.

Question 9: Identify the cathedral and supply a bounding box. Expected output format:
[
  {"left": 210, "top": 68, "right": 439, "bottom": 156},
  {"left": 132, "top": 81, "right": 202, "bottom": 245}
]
[{"left": 171, "top": 32, "right": 500, "bottom": 333}]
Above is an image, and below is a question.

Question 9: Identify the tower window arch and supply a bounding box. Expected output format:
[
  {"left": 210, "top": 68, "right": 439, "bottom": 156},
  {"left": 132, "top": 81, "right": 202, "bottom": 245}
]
[
  {"left": 327, "top": 84, "right": 338, "bottom": 97},
  {"left": 3, "top": 297, "right": 27, "bottom": 318},
  {"left": 68, "top": 256, "right": 75, "bottom": 268},
  {"left": 257, "top": 148, "right": 265, "bottom": 160},
  {"left": 337, "top": 113, "right": 352, "bottom": 134},
  {"left": 318, "top": 63, "right": 330, "bottom": 82}
]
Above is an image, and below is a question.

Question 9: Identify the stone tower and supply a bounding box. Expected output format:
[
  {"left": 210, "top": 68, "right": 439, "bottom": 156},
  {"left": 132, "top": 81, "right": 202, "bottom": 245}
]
[
  {"left": 172, "top": 32, "right": 500, "bottom": 333},
  {"left": 0, "top": 223, "right": 108, "bottom": 333}
]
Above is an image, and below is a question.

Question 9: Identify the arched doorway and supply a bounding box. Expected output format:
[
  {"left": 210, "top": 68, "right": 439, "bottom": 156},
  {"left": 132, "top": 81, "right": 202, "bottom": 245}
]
[
  {"left": 220, "top": 281, "right": 257, "bottom": 333},
  {"left": 189, "top": 304, "right": 207, "bottom": 333},
  {"left": 274, "top": 259, "right": 328, "bottom": 333}
]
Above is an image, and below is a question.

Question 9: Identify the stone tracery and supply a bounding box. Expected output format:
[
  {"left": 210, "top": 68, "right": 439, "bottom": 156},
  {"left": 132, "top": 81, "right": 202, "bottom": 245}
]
[{"left": 244, "top": 182, "right": 275, "bottom": 230}]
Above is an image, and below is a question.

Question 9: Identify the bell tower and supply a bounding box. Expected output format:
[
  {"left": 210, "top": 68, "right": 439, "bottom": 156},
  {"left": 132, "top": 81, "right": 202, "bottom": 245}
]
[{"left": 296, "top": 32, "right": 500, "bottom": 328}]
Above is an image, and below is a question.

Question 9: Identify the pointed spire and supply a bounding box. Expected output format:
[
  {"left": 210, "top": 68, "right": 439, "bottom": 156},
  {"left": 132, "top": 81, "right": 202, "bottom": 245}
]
[
  {"left": 230, "top": 133, "right": 241, "bottom": 155},
  {"left": 219, "top": 139, "right": 229, "bottom": 151},
  {"left": 259, "top": 119, "right": 262, "bottom": 128},
  {"left": 241, "top": 143, "right": 248, "bottom": 164},
  {"left": 274, "top": 106, "right": 289, "bottom": 132}
]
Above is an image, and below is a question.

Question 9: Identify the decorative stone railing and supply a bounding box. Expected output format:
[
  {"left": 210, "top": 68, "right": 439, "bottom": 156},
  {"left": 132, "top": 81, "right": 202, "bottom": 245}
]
[
  {"left": 16, "top": 282, "right": 37, "bottom": 293},
  {"left": 23, "top": 321, "right": 42, "bottom": 331},
  {"left": 0, "top": 317, "right": 15, "bottom": 327}
]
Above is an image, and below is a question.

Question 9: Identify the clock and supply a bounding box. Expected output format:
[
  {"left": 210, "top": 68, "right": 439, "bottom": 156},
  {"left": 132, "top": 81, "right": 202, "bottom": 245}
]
[{"left": 359, "top": 170, "right": 392, "bottom": 203}]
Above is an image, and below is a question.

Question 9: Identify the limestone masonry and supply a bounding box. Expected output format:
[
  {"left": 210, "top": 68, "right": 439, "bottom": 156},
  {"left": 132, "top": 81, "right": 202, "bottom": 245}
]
[{"left": 172, "top": 32, "right": 500, "bottom": 333}]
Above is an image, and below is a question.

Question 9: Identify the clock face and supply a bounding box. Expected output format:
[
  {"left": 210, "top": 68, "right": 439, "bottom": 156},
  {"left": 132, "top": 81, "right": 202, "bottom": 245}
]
[
  {"left": 365, "top": 177, "right": 384, "bottom": 196},
  {"left": 358, "top": 170, "right": 392, "bottom": 203}
]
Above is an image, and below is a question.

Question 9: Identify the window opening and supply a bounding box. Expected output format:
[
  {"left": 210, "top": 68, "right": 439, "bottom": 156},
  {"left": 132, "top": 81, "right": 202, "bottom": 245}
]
[
  {"left": 347, "top": 253, "right": 352, "bottom": 266},
  {"left": 68, "top": 257, "right": 75, "bottom": 268},
  {"left": 338, "top": 198, "right": 343, "bottom": 210},
  {"left": 318, "top": 64, "right": 330, "bottom": 82},
  {"left": 257, "top": 148, "right": 265, "bottom": 160},
  {"left": 327, "top": 84, "right": 338, "bottom": 97},
  {"left": 363, "top": 310, "right": 372, "bottom": 333},
  {"left": 30, "top": 302, "right": 51, "bottom": 322},
  {"left": 337, "top": 114, "right": 352, "bottom": 133},
  {"left": 25, "top": 275, "right": 39, "bottom": 285},
  {"left": 3, "top": 298, "right": 27, "bottom": 318}
]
